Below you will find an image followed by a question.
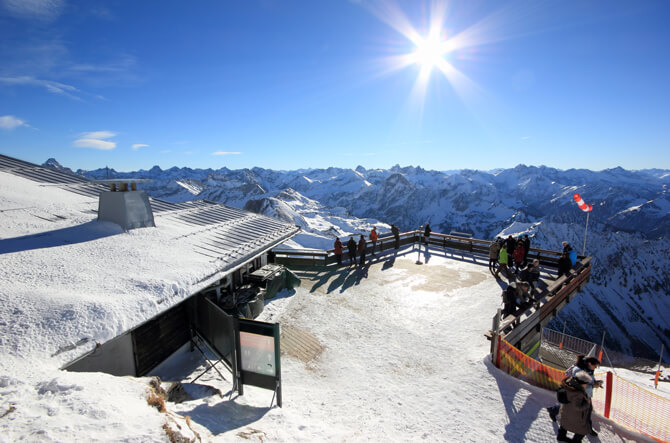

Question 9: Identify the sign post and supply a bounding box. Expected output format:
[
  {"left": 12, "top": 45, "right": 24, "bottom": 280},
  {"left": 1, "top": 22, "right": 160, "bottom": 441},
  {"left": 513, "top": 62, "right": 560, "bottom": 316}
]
[{"left": 235, "top": 318, "right": 283, "bottom": 407}]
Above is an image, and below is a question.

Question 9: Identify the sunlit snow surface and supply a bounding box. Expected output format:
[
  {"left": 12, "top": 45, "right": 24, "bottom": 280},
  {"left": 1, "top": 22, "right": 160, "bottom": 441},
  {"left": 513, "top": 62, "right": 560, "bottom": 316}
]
[{"left": 152, "top": 252, "right": 654, "bottom": 442}]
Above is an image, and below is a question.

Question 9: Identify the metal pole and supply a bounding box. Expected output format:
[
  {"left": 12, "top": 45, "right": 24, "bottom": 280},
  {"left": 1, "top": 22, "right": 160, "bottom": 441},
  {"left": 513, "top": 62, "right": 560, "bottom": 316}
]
[
  {"left": 598, "top": 330, "right": 606, "bottom": 362},
  {"left": 559, "top": 320, "right": 567, "bottom": 349},
  {"left": 582, "top": 211, "right": 590, "bottom": 256},
  {"left": 655, "top": 344, "right": 664, "bottom": 389}
]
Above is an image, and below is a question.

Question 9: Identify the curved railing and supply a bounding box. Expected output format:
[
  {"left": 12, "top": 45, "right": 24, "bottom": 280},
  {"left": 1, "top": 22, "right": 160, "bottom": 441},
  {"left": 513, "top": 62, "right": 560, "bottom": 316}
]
[{"left": 495, "top": 337, "right": 669, "bottom": 442}]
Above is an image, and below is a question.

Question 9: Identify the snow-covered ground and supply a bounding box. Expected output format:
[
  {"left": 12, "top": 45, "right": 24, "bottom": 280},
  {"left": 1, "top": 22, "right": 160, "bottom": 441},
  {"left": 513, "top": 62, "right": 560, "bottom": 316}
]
[{"left": 150, "top": 252, "right": 654, "bottom": 442}]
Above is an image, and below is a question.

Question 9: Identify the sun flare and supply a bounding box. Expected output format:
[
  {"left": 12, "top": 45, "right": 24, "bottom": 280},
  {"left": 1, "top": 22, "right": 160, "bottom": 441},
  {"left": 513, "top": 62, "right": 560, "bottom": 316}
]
[{"left": 410, "top": 35, "right": 449, "bottom": 71}]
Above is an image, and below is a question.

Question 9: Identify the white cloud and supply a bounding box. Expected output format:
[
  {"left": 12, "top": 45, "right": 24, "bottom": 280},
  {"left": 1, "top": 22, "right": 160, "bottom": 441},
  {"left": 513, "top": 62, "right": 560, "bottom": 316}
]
[
  {"left": 1, "top": 0, "right": 65, "bottom": 21},
  {"left": 212, "top": 151, "right": 242, "bottom": 156},
  {"left": 521, "top": 136, "right": 532, "bottom": 140},
  {"left": 0, "top": 76, "right": 82, "bottom": 100},
  {"left": 132, "top": 144, "right": 149, "bottom": 150},
  {"left": 0, "top": 115, "right": 29, "bottom": 130},
  {"left": 73, "top": 131, "right": 117, "bottom": 150},
  {"left": 79, "top": 131, "right": 116, "bottom": 139},
  {"left": 73, "top": 139, "right": 116, "bottom": 150}
]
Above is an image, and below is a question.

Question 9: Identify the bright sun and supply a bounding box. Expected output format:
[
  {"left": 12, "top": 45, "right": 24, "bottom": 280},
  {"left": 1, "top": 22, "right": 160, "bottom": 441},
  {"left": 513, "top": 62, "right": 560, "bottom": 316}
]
[{"left": 411, "top": 36, "right": 447, "bottom": 70}]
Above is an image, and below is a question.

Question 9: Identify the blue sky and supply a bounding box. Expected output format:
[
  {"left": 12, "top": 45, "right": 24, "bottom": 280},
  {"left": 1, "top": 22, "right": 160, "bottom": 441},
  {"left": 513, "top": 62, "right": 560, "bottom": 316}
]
[{"left": 1, "top": 0, "right": 669, "bottom": 172}]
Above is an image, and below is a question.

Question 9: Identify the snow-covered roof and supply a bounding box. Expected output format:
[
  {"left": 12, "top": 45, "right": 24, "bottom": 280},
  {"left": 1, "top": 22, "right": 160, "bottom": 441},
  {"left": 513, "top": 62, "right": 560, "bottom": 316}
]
[{"left": 0, "top": 154, "right": 299, "bottom": 363}]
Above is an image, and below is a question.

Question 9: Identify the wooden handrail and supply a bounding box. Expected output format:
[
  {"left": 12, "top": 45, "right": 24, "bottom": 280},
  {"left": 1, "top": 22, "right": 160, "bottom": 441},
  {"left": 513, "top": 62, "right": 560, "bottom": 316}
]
[{"left": 272, "top": 229, "right": 588, "bottom": 274}]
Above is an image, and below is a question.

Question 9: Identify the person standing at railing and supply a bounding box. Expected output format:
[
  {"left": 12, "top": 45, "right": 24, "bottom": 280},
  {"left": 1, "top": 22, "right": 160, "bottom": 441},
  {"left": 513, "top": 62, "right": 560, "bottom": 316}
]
[
  {"left": 334, "top": 237, "right": 343, "bottom": 266},
  {"left": 522, "top": 234, "right": 531, "bottom": 267},
  {"left": 558, "top": 252, "right": 572, "bottom": 278},
  {"left": 563, "top": 241, "right": 578, "bottom": 266},
  {"left": 555, "top": 370, "right": 593, "bottom": 442},
  {"left": 512, "top": 239, "right": 526, "bottom": 274},
  {"left": 347, "top": 236, "right": 357, "bottom": 266},
  {"left": 357, "top": 235, "right": 366, "bottom": 266},
  {"left": 495, "top": 246, "right": 512, "bottom": 280},
  {"left": 488, "top": 238, "right": 501, "bottom": 273},
  {"left": 505, "top": 235, "right": 516, "bottom": 258},
  {"left": 369, "top": 227, "right": 378, "bottom": 256},
  {"left": 391, "top": 224, "right": 400, "bottom": 249},
  {"left": 576, "top": 356, "right": 603, "bottom": 437},
  {"left": 423, "top": 223, "right": 431, "bottom": 245},
  {"left": 548, "top": 355, "right": 602, "bottom": 437}
]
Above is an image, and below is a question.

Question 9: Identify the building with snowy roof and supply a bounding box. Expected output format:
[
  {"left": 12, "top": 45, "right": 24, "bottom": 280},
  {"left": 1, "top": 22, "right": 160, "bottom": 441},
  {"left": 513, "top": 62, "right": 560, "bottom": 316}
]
[{"left": 0, "top": 153, "right": 300, "bottom": 376}]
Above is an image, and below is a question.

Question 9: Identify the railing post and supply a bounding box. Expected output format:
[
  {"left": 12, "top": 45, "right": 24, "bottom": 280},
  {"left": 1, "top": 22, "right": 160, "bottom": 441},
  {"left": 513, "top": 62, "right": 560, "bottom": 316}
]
[
  {"left": 603, "top": 371, "right": 613, "bottom": 418},
  {"left": 491, "top": 308, "right": 501, "bottom": 363},
  {"left": 496, "top": 335, "right": 502, "bottom": 368}
]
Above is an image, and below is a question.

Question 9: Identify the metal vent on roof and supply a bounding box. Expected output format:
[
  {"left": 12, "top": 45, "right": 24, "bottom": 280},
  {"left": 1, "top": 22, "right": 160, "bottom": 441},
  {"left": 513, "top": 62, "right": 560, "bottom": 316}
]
[{"left": 95, "top": 179, "right": 155, "bottom": 230}]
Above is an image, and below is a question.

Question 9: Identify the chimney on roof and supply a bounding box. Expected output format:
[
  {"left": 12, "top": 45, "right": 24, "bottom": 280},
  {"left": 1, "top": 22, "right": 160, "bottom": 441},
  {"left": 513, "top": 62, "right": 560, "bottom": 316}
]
[{"left": 95, "top": 179, "right": 155, "bottom": 230}]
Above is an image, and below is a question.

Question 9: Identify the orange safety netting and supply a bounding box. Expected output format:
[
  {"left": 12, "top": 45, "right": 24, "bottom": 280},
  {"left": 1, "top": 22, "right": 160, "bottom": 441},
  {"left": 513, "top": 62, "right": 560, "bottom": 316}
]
[
  {"left": 497, "top": 337, "right": 564, "bottom": 391},
  {"left": 592, "top": 372, "right": 670, "bottom": 442},
  {"left": 497, "top": 338, "right": 670, "bottom": 443}
]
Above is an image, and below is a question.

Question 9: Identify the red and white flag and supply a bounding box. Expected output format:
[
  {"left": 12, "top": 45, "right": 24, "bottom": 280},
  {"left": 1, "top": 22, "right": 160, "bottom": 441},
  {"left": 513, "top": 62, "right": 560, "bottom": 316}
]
[{"left": 573, "top": 193, "right": 593, "bottom": 212}]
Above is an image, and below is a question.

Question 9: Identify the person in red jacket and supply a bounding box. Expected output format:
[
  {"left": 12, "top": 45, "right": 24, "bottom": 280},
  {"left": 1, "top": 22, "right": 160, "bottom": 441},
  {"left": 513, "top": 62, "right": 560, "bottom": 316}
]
[
  {"left": 369, "top": 227, "right": 378, "bottom": 256},
  {"left": 334, "top": 237, "right": 343, "bottom": 266},
  {"left": 512, "top": 239, "right": 525, "bottom": 274},
  {"left": 358, "top": 235, "right": 367, "bottom": 266}
]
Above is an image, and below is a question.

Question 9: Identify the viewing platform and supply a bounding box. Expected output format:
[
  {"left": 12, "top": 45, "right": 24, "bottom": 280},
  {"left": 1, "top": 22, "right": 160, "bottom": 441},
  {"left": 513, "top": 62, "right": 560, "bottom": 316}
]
[{"left": 272, "top": 229, "right": 593, "bottom": 357}]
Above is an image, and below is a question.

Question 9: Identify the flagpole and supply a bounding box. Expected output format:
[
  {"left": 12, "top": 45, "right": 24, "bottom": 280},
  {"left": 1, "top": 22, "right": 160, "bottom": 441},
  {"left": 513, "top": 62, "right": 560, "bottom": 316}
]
[{"left": 582, "top": 211, "right": 590, "bottom": 256}]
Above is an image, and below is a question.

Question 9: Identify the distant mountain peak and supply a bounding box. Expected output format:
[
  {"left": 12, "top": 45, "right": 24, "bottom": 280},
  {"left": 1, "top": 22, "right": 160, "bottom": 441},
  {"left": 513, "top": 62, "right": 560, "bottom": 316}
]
[{"left": 43, "top": 158, "right": 75, "bottom": 175}]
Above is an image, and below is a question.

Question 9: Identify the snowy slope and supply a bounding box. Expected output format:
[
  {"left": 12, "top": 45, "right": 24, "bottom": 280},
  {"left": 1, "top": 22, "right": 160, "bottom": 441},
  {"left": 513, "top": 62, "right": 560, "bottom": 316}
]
[{"left": 243, "top": 188, "right": 390, "bottom": 250}]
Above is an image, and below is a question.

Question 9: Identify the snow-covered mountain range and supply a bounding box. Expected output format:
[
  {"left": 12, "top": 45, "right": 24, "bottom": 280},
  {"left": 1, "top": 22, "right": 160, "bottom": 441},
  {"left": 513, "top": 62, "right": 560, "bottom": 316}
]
[{"left": 51, "top": 159, "right": 670, "bottom": 362}]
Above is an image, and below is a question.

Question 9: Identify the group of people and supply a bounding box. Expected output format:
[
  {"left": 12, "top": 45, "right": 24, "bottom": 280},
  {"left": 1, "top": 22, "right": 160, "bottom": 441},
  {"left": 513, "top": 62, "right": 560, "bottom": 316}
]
[
  {"left": 489, "top": 234, "right": 532, "bottom": 279},
  {"left": 547, "top": 354, "right": 603, "bottom": 441},
  {"left": 490, "top": 235, "right": 582, "bottom": 317},
  {"left": 333, "top": 224, "right": 402, "bottom": 267}
]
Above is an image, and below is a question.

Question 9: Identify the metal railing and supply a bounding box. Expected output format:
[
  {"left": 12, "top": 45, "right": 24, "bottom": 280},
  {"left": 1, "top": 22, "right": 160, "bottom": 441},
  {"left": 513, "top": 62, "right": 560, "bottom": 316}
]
[{"left": 273, "top": 230, "right": 577, "bottom": 269}]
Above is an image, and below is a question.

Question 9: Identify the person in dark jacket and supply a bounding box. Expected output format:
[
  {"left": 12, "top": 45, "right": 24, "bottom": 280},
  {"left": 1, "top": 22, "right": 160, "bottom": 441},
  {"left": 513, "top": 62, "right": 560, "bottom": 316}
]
[
  {"left": 502, "top": 281, "right": 530, "bottom": 316},
  {"left": 563, "top": 241, "right": 578, "bottom": 266},
  {"left": 423, "top": 223, "right": 431, "bottom": 245},
  {"left": 334, "top": 237, "right": 343, "bottom": 266},
  {"left": 512, "top": 239, "right": 526, "bottom": 274},
  {"left": 347, "top": 236, "right": 357, "bottom": 266},
  {"left": 556, "top": 370, "right": 593, "bottom": 442},
  {"left": 519, "top": 261, "right": 540, "bottom": 295},
  {"left": 522, "top": 234, "right": 531, "bottom": 266},
  {"left": 391, "top": 224, "right": 400, "bottom": 249},
  {"left": 505, "top": 235, "right": 516, "bottom": 257},
  {"left": 357, "top": 235, "right": 366, "bottom": 266},
  {"left": 558, "top": 252, "right": 572, "bottom": 278},
  {"left": 572, "top": 356, "right": 602, "bottom": 436}
]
